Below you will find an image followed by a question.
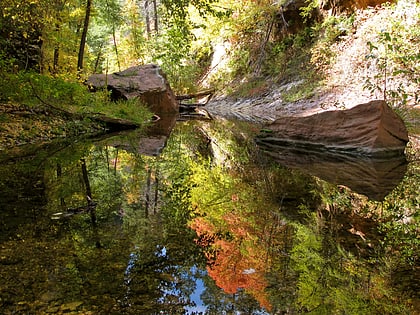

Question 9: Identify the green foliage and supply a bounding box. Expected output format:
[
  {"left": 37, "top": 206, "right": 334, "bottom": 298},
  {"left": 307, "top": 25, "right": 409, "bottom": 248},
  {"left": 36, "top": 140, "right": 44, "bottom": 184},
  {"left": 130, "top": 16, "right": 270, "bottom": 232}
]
[
  {"left": 378, "top": 162, "right": 420, "bottom": 266},
  {"left": 281, "top": 79, "right": 319, "bottom": 103},
  {"left": 309, "top": 14, "right": 354, "bottom": 69},
  {"left": 290, "top": 213, "right": 412, "bottom": 314},
  {"left": 299, "top": 0, "right": 320, "bottom": 23},
  {"left": 0, "top": 71, "right": 152, "bottom": 125},
  {"left": 149, "top": 0, "right": 228, "bottom": 92},
  {"left": 88, "top": 98, "right": 153, "bottom": 125},
  {"left": 0, "top": 0, "right": 45, "bottom": 70},
  {"left": 363, "top": 0, "right": 420, "bottom": 109},
  {"left": 0, "top": 71, "right": 80, "bottom": 107},
  {"left": 152, "top": 25, "right": 197, "bottom": 92}
]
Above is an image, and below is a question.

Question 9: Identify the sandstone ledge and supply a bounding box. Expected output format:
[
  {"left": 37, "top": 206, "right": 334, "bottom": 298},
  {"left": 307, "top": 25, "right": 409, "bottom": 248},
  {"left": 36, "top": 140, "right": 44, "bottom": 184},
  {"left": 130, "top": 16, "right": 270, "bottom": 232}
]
[{"left": 256, "top": 100, "right": 409, "bottom": 158}]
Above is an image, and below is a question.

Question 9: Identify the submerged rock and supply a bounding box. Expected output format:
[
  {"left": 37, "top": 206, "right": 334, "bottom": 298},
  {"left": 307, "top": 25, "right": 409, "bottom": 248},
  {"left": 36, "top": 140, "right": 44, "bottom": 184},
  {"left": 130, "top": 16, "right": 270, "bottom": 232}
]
[
  {"left": 87, "top": 64, "right": 178, "bottom": 114},
  {"left": 256, "top": 100, "right": 409, "bottom": 157}
]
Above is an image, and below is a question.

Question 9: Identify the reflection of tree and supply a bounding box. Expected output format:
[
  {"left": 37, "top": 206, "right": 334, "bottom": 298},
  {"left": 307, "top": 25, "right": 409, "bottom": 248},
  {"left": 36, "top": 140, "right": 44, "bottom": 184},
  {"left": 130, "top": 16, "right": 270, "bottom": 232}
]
[
  {"left": 183, "top": 118, "right": 419, "bottom": 314},
  {"left": 280, "top": 181, "right": 417, "bottom": 315},
  {"left": 1, "top": 120, "right": 418, "bottom": 313},
  {"left": 80, "top": 158, "right": 97, "bottom": 225},
  {"left": 185, "top": 120, "right": 292, "bottom": 312},
  {"left": 42, "top": 136, "right": 208, "bottom": 313}
]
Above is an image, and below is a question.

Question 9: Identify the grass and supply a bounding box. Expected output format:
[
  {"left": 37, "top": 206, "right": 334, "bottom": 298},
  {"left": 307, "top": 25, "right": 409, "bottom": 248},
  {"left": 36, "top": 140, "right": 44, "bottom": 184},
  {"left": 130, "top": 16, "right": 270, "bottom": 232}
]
[
  {"left": 0, "top": 71, "right": 153, "bottom": 149},
  {"left": 0, "top": 71, "right": 153, "bottom": 124}
]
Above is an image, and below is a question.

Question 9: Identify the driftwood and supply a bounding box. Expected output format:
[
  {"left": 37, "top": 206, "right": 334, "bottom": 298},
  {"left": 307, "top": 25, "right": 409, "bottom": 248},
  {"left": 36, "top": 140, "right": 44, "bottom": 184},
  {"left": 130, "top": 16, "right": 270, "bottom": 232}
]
[
  {"left": 178, "top": 109, "right": 213, "bottom": 121},
  {"left": 176, "top": 88, "right": 215, "bottom": 101},
  {"left": 177, "top": 89, "right": 215, "bottom": 119}
]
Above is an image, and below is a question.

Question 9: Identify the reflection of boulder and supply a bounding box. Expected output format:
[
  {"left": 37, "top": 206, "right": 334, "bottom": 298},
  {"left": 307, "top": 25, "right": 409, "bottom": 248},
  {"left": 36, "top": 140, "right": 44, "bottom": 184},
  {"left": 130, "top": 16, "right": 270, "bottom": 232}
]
[
  {"left": 257, "top": 100, "right": 409, "bottom": 158},
  {"left": 87, "top": 64, "right": 178, "bottom": 114},
  {"left": 97, "top": 114, "right": 177, "bottom": 156},
  {"left": 260, "top": 147, "right": 407, "bottom": 201},
  {"left": 138, "top": 115, "right": 178, "bottom": 156}
]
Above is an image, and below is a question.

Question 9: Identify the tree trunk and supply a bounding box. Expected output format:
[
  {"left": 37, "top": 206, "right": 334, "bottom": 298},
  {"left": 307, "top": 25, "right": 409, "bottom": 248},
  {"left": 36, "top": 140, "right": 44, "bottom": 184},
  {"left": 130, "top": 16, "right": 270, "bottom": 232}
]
[
  {"left": 144, "top": 0, "right": 151, "bottom": 37},
  {"left": 53, "top": 45, "right": 59, "bottom": 73},
  {"left": 53, "top": 28, "right": 60, "bottom": 73},
  {"left": 94, "top": 42, "right": 103, "bottom": 73},
  {"left": 152, "top": 0, "right": 158, "bottom": 34},
  {"left": 81, "top": 158, "right": 96, "bottom": 225},
  {"left": 78, "top": 0, "right": 92, "bottom": 71},
  {"left": 145, "top": 167, "right": 151, "bottom": 217},
  {"left": 81, "top": 158, "right": 102, "bottom": 248},
  {"left": 112, "top": 27, "right": 121, "bottom": 71}
]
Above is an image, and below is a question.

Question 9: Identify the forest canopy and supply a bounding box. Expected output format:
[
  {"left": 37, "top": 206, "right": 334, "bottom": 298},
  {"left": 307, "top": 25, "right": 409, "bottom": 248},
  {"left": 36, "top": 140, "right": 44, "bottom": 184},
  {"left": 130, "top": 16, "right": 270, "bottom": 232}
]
[
  {"left": 1, "top": 0, "right": 419, "bottom": 100},
  {"left": 0, "top": 0, "right": 227, "bottom": 87}
]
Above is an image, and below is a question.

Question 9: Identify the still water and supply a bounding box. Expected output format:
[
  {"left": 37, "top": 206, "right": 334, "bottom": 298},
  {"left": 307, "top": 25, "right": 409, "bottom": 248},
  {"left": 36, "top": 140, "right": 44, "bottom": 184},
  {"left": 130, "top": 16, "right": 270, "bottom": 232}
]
[{"left": 0, "top": 116, "right": 419, "bottom": 314}]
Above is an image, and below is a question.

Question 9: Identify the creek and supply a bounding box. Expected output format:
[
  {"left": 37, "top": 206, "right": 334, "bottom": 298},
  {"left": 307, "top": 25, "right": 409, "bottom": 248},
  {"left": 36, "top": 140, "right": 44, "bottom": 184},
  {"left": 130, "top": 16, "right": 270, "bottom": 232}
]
[{"left": 0, "top": 115, "right": 419, "bottom": 314}]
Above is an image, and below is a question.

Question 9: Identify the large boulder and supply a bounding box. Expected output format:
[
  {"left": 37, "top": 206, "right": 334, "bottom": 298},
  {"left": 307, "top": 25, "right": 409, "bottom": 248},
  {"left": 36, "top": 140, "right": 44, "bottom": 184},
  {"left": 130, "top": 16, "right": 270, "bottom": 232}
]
[
  {"left": 256, "top": 100, "right": 409, "bottom": 157},
  {"left": 87, "top": 64, "right": 179, "bottom": 114}
]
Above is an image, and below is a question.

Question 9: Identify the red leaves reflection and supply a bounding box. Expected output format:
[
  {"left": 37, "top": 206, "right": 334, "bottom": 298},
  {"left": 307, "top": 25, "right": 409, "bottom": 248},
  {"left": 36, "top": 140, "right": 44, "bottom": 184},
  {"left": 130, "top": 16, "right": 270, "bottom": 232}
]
[{"left": 190, "top": 215, "right": 272, "bottom": 311}]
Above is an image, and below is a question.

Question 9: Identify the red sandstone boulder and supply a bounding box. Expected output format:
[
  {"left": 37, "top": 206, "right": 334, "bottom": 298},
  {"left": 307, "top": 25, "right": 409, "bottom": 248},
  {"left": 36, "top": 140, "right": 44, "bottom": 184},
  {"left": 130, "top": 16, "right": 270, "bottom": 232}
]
[
  {"left": 87, "top": 64, "right": 178, "bottom": 114},
  {"left": 256, "top": 100, "right": 408, "bottom": 157}
]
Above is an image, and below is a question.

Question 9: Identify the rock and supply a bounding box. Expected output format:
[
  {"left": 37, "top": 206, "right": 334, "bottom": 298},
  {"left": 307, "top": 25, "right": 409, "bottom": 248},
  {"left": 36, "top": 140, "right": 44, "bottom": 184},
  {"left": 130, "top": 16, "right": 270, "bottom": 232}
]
[
  {"left": 256, "top": 100, "right": 409, "bottom": 157},
  {"left": 87, "top": 64, "right": 179, "bottom": 114}
]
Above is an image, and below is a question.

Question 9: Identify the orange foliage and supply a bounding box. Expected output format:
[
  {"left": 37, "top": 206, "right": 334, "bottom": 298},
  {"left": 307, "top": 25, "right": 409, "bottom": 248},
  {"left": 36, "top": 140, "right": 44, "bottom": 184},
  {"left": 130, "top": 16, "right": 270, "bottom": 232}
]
[
  {"left": 206, "top": 238, "right": 272, "bottom": 310},
  {"left": 189, "top": 214, "right": 273, "bottom": 311}
]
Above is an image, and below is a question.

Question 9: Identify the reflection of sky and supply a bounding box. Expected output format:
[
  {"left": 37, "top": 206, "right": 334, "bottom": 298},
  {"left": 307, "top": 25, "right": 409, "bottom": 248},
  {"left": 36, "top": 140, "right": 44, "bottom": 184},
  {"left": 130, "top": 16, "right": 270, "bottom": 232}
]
[
  {"left": 124, "top": 250, "right": 138, "bottom": 285},
  {"left": 155, "top": 246, "right": 208, "bottom": 314},
  {"left": 185, "top": 265, "right": 207, "bottom": 314},
  {"left": 156, "top": 246, "right": 208, "bottom": 314},
  {"left": 125, "top": 246, "right": 269, "bottom": 314}
]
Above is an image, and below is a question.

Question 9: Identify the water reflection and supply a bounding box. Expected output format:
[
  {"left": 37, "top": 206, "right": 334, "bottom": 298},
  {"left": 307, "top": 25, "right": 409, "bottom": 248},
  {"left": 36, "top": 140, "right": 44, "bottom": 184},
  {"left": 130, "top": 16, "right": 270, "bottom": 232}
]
[
  {"left": 0, "top": 118, "right": 418, "bottom": 314},
  {"left": 256, "top": 145, "right": 408, "bottom": 201},
  {"left": 95, "top": 114, "right": 178, "bottom": 156}
]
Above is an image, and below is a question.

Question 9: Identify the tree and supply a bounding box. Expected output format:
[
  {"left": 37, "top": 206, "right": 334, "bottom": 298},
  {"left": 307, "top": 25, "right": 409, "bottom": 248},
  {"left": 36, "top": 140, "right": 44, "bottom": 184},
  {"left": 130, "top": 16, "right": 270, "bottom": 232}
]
[
  {"left": 0, "top": 0, "right": 45, "bottom": 71},
  {"left": 78, "top": 0, "right": 92, "bottom": 71}
]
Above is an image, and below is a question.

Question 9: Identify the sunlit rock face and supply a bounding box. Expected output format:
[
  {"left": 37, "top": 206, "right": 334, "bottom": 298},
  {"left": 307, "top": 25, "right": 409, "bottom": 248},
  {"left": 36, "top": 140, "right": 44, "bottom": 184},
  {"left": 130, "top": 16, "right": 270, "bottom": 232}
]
[
  {"left": 257, "top": 100, "right": 409, "bottom": 157},
  {"left": 87, "top": 64, "right": 179, "bottom": 114}
]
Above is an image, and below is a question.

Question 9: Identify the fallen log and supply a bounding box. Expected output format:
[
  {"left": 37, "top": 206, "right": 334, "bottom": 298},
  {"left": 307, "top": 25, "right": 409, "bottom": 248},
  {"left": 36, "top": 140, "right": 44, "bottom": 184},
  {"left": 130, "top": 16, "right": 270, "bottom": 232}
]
[{"left": 176, "top": 88, "right": 215, "bottom": 101}]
